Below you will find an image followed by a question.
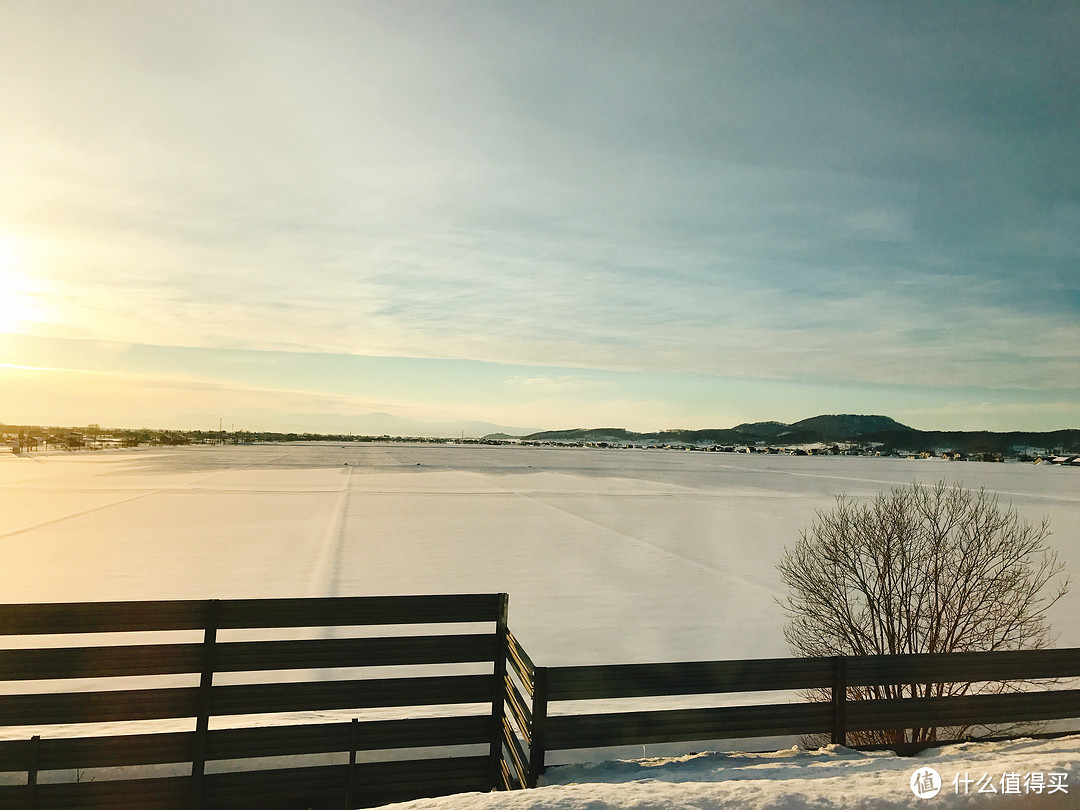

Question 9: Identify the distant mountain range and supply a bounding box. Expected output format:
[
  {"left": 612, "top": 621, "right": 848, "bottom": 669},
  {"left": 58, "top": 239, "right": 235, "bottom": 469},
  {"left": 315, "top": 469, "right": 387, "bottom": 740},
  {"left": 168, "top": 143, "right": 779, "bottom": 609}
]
[{"left": 494, "top": 414, "right": 1080, "bottom": 455}]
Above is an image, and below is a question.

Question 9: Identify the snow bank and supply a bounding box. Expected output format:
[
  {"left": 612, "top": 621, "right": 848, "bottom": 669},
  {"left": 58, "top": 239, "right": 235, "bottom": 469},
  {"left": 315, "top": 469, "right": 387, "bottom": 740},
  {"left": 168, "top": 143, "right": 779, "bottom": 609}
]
[{"left": 379, "top": 736, "right": 1080, "bottom": 809}]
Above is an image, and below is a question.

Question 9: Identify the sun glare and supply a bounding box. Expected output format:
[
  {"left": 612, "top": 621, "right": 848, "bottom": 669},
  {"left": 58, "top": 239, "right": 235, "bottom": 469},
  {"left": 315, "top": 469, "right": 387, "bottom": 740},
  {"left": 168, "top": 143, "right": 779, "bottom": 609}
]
[{"left": 0, "top": 235, "right": 47, "bottom": 334}]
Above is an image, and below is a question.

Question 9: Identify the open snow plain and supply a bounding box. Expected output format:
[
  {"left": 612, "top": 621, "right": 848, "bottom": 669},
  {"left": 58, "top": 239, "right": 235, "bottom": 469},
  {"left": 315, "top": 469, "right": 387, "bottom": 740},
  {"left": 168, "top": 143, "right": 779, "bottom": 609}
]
[
  {"left": 2, "top": 443, "right": 1080, "bottom": 790},
  {"left": 2, "top": 442, "right": 1078, "bottom": 664}
]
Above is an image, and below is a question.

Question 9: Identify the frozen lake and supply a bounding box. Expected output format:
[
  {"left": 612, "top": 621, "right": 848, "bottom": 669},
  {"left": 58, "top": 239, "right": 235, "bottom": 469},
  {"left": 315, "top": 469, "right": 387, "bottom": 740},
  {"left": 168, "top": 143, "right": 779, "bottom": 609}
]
[{"left": 2, "top": 443, "right": 1078, "bottom": 665}]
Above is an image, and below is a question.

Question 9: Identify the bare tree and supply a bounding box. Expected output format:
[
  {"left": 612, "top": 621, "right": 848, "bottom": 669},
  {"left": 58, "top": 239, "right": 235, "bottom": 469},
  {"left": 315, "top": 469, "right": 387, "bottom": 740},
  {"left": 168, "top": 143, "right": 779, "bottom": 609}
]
[{"left": 778, "top": 480, "right": 1069, "bottom": 746}]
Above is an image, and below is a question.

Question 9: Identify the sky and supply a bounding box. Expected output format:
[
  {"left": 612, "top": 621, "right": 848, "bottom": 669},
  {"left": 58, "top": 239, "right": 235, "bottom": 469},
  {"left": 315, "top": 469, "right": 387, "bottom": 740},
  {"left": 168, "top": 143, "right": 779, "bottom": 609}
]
[{"left": 1, "top": 1, "right": 1078, "bottom": 435}]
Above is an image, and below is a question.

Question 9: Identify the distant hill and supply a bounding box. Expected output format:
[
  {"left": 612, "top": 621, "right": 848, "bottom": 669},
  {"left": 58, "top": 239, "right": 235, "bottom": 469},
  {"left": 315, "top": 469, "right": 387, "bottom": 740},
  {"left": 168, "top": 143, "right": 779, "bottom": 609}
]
[
  {"left": 789, "top": 414, "right": 906, "bottom": 439},
  {"left": 731, "top": 421, "right": 789, "bottom": 438},
  {"left": 512, "top": 415, "right": 1080, "bottom": 455},
  {"left": 522, "top": 414, "right": 909, "bottom": 446},
  {"left": 522, "top": 427, "right": 639, "bottom": 443}
]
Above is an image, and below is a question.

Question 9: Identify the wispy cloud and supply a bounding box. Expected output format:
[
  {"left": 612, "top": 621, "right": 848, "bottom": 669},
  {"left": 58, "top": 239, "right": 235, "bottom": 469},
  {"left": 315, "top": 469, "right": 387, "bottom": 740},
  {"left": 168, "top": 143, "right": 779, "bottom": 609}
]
[{"left": 506, "top": 374, "right": 614, "bottom": 394}]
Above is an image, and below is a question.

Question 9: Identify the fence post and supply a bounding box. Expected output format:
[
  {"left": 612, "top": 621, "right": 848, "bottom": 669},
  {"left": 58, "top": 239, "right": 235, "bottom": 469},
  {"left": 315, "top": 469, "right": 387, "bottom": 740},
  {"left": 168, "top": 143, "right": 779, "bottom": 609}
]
[
  {"left": 189, "top": 599, "right": 220, "bottom": 810},
  {"left": 25, "top": 735, "right": 39, "bottom": 810},
  {"left": 489, "top": 594, "right": 509, "bottom": 790},
  {"left": 527, "top": 667, "right": 548, "bottom": 789},
  {"left": 831, "top": 655, "right": 847, "bottom": 747},
  {"left": 345, "top": 717, "right": 358, "bottom": 809}
]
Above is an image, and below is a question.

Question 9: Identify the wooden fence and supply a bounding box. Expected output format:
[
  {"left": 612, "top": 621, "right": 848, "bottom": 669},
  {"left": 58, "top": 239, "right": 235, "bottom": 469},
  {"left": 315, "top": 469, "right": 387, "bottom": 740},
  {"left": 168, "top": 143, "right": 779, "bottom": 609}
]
[
  {"left": 0, "top": 595, "right": 509, "bottom": 809},
  {"left": 502, "top": 644, "right": 1080, "bottom": 787},
  {"left": 4, "top": 597, "right": 1080, "bottom": 806}
]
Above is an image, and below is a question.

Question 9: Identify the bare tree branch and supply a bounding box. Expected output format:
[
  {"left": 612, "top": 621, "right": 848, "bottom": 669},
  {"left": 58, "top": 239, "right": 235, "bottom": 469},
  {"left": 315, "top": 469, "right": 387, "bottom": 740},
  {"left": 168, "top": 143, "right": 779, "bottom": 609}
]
[{"left": 777, "top": 480, "right": 1070, "bottom": 746}]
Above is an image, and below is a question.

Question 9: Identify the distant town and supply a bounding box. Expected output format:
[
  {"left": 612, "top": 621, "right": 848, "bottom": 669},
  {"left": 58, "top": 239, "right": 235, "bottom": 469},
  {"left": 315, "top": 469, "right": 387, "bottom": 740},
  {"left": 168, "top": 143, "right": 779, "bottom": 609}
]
[{"left": 3, "top": 416, "right": 1079, "bottom": 466}]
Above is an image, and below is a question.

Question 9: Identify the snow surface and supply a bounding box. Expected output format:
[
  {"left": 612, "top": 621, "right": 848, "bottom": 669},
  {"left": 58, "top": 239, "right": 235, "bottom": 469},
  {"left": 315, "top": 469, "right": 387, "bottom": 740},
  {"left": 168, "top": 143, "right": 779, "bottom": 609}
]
[
  {"left": 382, "top": 736, "right": 1080, "bottom": 809},
  {"left": 3, "top": 443, "right": 1077, "bottom": 665},
  {"left": 2, "top": 445, "right": 1079, "bottom": 803}
]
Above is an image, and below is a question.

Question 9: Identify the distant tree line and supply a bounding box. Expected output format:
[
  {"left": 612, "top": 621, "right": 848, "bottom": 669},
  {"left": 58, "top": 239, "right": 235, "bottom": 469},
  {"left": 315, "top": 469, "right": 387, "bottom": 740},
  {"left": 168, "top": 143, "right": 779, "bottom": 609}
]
[
  {"left": 1, "top": 424, "right": 467, "bottom": 448},
  {"left": 4, "top": 420, "right": 1079, "bottom": 457}
]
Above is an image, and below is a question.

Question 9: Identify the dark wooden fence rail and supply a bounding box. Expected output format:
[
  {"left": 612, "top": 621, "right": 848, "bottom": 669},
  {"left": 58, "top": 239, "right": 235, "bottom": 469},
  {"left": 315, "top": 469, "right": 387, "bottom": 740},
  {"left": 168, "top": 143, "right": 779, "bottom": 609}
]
[
  {"left": 520, "top": 647, "right": 1080, "bottom": 781},
  {"left": 0, "top": 595, "right": 509, "bottom": 810}
]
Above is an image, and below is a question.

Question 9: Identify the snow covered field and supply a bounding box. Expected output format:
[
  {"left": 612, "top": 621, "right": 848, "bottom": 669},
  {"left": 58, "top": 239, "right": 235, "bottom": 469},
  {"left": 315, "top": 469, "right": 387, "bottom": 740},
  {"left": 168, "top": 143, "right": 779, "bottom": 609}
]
[
  {"left": 2, "top": 443, "right": 1078, "bottom": 664},
  {"left": 2, "top": 444, "right": 1079, "bottom": 805}
]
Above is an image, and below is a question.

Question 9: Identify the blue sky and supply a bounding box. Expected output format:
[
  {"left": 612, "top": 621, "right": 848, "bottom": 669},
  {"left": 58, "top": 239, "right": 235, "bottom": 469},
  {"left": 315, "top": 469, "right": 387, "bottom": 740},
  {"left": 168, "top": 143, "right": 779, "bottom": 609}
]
[{"left": 1, "top": 1, "right": 1078, "bottom": 434}]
